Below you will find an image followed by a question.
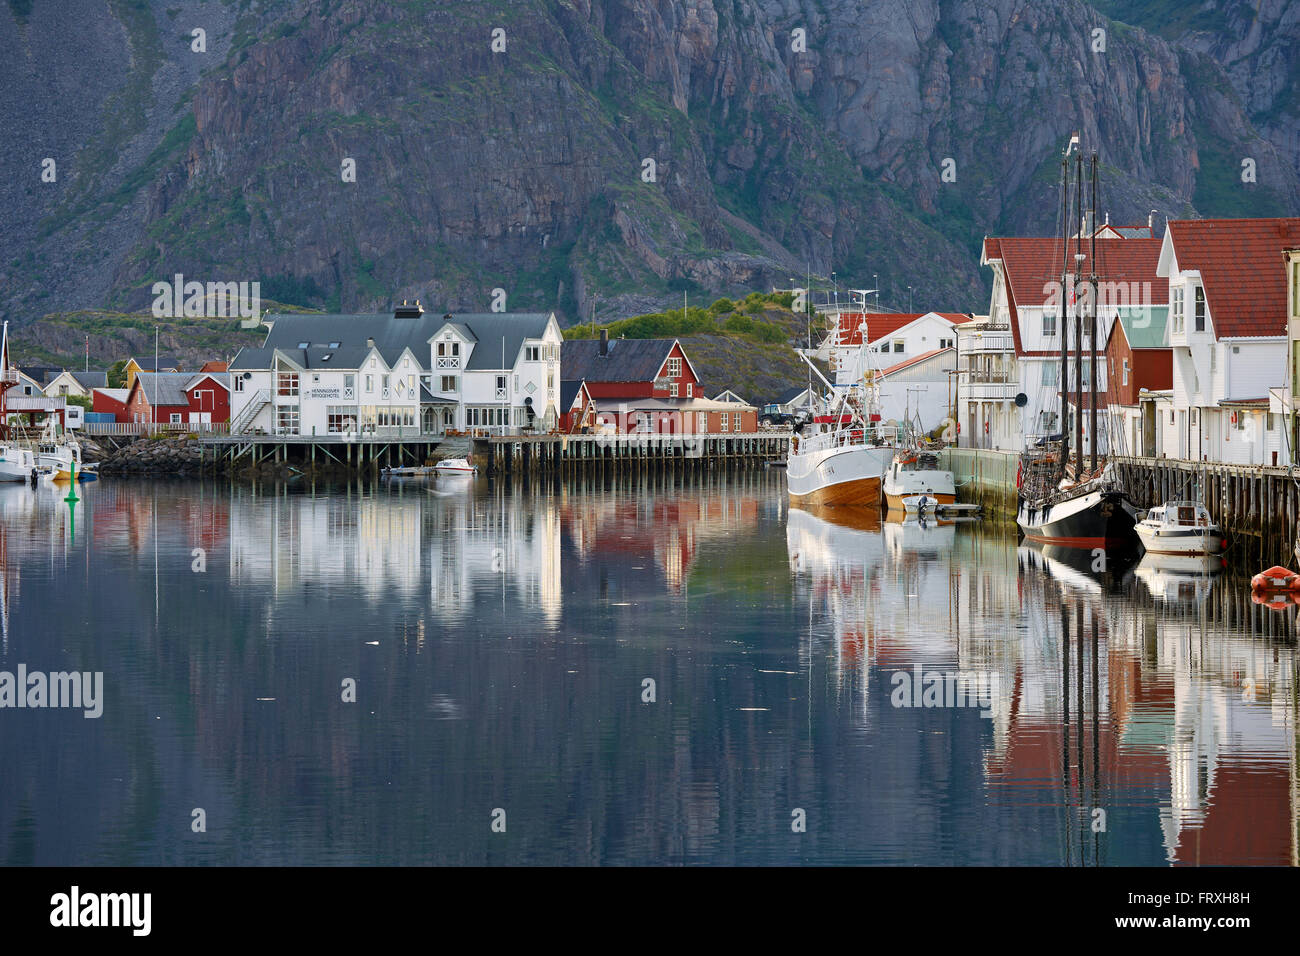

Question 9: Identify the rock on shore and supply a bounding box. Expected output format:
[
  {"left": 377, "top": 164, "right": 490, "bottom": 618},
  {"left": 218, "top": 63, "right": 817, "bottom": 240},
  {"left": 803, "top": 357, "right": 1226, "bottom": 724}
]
[{"left": 97, "top": 437, "right": 212, "bottom": 478}]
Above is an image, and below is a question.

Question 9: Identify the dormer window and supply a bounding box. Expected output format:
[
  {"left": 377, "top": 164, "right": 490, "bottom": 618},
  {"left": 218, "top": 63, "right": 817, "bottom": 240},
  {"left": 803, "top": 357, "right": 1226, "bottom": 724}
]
[
  {"left": 1193, "top": 285, "right": 1206, "bottom": 332},
  {"left": 1171, "top": 286, "right": 1185, "bottom": 335}
]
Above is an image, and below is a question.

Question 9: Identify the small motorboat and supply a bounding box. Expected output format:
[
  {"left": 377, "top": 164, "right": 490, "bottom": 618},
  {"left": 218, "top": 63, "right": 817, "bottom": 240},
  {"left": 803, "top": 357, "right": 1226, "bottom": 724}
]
[
  {"left": 1136, "top": 500, "right": 1225, "bottom": 556},
  {"left": 1250, "top": 565, "right": 1300, "bottom": 593},
  {"left": 433, "top": 458, "right": 477, "bottom": 475},
  {"left": 883, "top": 448, "right": 956, "bottom": 512}
]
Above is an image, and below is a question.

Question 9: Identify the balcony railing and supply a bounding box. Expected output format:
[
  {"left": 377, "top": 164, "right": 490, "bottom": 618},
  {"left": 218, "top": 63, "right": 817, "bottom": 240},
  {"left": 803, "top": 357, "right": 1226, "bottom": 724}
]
[
  {"left": 962, "top": 372, "right": 1017, "bottom": 384},
  {"left": 436, "top": 357, "right": 460, "bottom": 369}
]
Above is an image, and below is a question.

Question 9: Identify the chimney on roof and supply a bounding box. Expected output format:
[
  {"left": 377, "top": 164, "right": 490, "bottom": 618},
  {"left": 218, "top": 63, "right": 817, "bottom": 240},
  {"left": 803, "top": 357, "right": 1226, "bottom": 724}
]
[
  {"left": 366, "top": 336, "right": 375, "bottom": 349},
  {"left": 394, "top": 299, "right": 423, "bottom": 319},
  {"left": 1149, "top": 209, "right": 1157, "bottom": 230},
  {"left": 599, "top": 328, "right": 609, "bottom": 357}
]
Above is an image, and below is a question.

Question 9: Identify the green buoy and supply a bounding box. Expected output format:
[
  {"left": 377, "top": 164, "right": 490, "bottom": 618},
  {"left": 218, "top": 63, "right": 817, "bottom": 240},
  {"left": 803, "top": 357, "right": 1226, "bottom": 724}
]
[{"left": 63, "top": 459, "right": 80, "bottom": 503}]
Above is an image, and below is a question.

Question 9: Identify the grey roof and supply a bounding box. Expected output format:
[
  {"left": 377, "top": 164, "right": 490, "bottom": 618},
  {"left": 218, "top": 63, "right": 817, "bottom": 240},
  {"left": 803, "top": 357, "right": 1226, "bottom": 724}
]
[
  {"left": 562, "top": 338, "right": 675, "bottom": 383},
  {"left": 235, "top": 311, "right": 553, "bottom": 372},
  {"left": 774, "top": 386, "right": 811, "bottom": 405},
  {"left": 134, "top": 372, "right": 196, "bottom": 407},
  {"left": 420, "top": 385, "right": 456, "bottom": 404},
  {"left": 20, "top": 365, "right": 62, "bottom": 384},
  {"left": 560, "top": 379, "right": 583, "bottom": 410},
  {"left": 129, "top": 355, "right": 180, "bottom": 371},
  {"left": 66, "top": 370, "right": 108, "bottom": 388}
]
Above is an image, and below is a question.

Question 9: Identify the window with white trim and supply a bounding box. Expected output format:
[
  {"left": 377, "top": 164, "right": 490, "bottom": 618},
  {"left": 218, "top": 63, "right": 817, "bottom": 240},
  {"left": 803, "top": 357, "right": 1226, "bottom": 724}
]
[{"left": 667, "top": 357, "right": 682, "bottom": 377}]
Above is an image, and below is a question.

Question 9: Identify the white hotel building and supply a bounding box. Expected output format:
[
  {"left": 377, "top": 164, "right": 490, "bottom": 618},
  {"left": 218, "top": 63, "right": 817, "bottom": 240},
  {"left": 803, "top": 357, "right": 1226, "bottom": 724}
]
[{"left": 229, "top": 302, "right": 563, "bottom": 436}]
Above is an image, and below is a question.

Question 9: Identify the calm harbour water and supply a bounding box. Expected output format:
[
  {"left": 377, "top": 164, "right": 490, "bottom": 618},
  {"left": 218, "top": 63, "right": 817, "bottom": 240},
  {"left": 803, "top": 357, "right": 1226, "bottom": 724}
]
[{"left": 0, "top": 470, "right": 1296, "bottom": 866}]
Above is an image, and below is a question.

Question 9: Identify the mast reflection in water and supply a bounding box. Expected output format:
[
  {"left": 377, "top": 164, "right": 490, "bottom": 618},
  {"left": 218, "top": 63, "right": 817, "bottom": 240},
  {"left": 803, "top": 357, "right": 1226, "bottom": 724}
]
[{"left": 0, "top": 473, "right": 1295, "bottom": 865}]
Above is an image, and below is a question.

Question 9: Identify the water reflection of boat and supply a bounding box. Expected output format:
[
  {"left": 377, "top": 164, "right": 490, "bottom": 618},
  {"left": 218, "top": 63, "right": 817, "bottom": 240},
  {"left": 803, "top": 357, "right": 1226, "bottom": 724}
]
[
  {"left": 882, "top": 512, "right": 955, "bottom": 560},
  {"left": 1133, "top": 552, "right": 1224, "bottom": 604},
  {"left": 1018, "top": 540, "right": 1138, "bottom": 592},
  {"left": 787, "top": 505, "right": 883, "bottom": 572}
]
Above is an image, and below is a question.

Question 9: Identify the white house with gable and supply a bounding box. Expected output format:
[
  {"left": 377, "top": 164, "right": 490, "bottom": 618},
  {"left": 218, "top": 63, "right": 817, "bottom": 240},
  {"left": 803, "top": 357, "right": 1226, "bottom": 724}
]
[
  {"left": 1159, "top": 218, "right": 1300, "bottom": 465},
  {"left": 229, "top": 302, "right": 563, "bottom": 437}
]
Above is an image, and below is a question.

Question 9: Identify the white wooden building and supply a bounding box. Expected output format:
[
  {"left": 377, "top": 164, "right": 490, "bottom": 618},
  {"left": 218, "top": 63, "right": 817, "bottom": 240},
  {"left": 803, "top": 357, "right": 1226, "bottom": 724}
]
[{"left": 229, "top": 302, "right": 562, "bottom": 437}]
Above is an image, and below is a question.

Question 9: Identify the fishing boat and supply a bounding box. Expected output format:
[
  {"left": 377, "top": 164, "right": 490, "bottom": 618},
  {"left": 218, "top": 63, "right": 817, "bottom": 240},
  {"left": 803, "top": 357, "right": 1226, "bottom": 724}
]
[
  {"left": 0, "top": 321, "right": 35, "bottom": 482},
  {"left": 0, "top": 444, "right": 37, "bottom": 483},
  {"left": 882, "top": 447, "right": 956, "bottom": 513},
  {"left": 1135, "top": 501, "right": 1225, "bottom": 555},
  {"left": 786, "top": 322, "right": 895, "bottom": 507},
  {"left": 35, "top": 422, "right": 97, "bottom": 482},
  {"left": 1016, "top": 141, "right": 1139, "bottom": 548}
]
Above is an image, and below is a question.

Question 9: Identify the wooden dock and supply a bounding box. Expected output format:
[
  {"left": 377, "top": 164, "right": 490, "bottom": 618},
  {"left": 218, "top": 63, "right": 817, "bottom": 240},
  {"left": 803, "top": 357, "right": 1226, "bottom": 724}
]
[
  {"left": 1111, "top": 455, "right": 1299, "bottom": 558},
  {"left": 200, "top": 434, "right": 449, "bottom": 472},
  {"left": 198, "top": 431, "right": 790, "bottom": 476},
  {"left": 476, "top": 432, "right": 789, "bottom": 476},
  {"left": 947, "top": 448, "right": 1300, "bottom": 562}
]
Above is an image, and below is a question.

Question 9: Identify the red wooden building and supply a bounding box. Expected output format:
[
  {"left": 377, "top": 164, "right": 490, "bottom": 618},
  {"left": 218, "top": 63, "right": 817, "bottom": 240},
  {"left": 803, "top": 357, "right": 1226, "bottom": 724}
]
[
  {"left": 91, "top": 387, "right": 131, "bottom": 422},
  {"left": 560, "top": 333, "right": 756, "bottom": 433},
  {"left": 125, "top": 372, "right": 230, "bottom": 424}
]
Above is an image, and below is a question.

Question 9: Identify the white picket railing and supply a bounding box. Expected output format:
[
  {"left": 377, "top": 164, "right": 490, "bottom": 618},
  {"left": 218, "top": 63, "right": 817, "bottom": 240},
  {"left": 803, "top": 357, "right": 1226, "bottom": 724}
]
[{"left": 82, "top": 421, "right": 230, "bottom": 436}]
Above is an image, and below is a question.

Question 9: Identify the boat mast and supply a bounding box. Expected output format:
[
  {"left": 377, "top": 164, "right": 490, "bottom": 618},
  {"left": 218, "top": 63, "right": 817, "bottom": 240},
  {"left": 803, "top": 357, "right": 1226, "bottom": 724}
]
[
  {"left": 1089, "top": 153, "right": 1099, "bottom": 475},
  {"left": 1057, "top": 151, "right": 1071, "bottom": 484},
  {"left": 1073, "top": 150, "right": 1084, "bottom": 480}
]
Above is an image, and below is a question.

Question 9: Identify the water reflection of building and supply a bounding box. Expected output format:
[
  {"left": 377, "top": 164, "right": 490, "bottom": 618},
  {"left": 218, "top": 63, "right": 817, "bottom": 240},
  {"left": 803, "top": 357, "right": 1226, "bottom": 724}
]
[
  {"left": 566, "top": 486, "right": 760, "bottom": 594},
  {"left": 429, "top": 490, "right": 562, "bottom": 627},
  {"left": 229, "top": 489, "right": 422, "bottom": 600},
  {"left": 789, "top": 517, "right": 1300, "bottom": 865}
]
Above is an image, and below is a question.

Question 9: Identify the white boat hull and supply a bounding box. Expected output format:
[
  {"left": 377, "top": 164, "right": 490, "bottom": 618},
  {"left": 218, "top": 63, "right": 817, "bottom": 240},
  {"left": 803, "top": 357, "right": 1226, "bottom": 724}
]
[
  {"left": 1135, "top": 523, "right": 1225, "bottom": 556},
  {"left": 786, "top": 443, "right": 893, "bottom": 507},
  {"left": 0, "top": 448, "right": 36, "bottom": 482}
]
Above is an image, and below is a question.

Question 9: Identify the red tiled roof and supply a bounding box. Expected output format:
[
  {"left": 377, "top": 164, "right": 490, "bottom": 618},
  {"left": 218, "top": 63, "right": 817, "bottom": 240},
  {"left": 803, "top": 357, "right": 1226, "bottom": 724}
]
[
  {"left": 880, "top": 347, "right": 953, "bottom": 376},
  {"left": 1166, "top": 218, "right": 1300, "bottom": 339},
  {"left": 982, "top": 235, "right": 1163, "bottom": 357},
  {"left": 833, "top": 311, "right": 961, "bottom": 346}
]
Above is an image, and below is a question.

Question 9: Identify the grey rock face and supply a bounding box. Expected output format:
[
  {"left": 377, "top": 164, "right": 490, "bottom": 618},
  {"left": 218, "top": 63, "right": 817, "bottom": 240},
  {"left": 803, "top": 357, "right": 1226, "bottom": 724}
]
[{"left": 0, "top": 0, "right": 1296, "bottom": 328}]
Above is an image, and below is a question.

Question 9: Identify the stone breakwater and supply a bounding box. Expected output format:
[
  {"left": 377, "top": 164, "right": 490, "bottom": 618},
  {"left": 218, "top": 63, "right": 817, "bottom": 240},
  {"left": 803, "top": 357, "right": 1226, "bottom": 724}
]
[{"left": 97, "top": 437, "right": 212, "bottom": 477}]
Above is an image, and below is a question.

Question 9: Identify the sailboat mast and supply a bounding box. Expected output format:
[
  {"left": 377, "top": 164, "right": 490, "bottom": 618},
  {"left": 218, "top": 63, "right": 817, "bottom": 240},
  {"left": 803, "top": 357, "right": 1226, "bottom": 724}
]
[
  {"left": 1089, "top": 154, "right": 1099, "bottom": 474},
  {"left": 1057, "top": 155, "right": 1071, "bottom": 483},
  {"left": 1073, "top": 150, "right": 1084, "bottom": 478}
]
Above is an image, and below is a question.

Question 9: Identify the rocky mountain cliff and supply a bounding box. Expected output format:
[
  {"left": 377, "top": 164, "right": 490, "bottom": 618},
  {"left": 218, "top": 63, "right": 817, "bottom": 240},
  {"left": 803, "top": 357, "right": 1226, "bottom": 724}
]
[{"left": 2, "top": 0, "right": 1297, "bottom": 328}]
